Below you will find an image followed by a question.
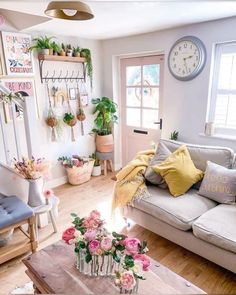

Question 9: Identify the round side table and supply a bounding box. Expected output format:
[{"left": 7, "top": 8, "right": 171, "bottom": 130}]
[{"left": 32, "top": 202, "right": 57, "bottom": 241}]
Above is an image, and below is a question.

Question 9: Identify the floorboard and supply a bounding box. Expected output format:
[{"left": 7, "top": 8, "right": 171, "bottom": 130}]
[{"left": 0, "top": 173, "right": 236, "bottom": 294}]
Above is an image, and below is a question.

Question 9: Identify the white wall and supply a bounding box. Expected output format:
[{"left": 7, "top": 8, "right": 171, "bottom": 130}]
[
  {"left": 102, "top": 16, "right": 236, "bottom": 168},
  {"left": 0, "top": 25, "right": 102, "bottom": 187}
]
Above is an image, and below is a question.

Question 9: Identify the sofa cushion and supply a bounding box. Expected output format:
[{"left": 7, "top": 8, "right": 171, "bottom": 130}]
[
  {"left": 160, "top": 139, "right": 234, "bottom": 171},
  {"left": 192, "top": 204, "right": 236, "bottom": 253},
  {"left": 132, "top": 185, "right": 217, "bottom": 231},
  {"left": 199, "top": 161, "right": 236, "bottom": 204},
  {"left": 145, "top": 141, "right": 170, "bottom": 187},
  {"left": 153, "top": 145, "right": 204, "bottom": 197}
]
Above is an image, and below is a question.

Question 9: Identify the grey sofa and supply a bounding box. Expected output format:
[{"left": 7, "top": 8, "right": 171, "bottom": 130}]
[{"left": 122, "top": 139, "right": 236, "bottom": 273}]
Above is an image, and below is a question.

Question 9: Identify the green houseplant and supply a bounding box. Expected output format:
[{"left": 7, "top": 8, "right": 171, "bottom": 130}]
[
  {"left": 92, "top": 97, "right": 118, "bottom": 153},
  {"left": 170, "top": 130, "right": 179, "bottom": 141},
  {"left": 80, "top": 48, "right": 93, "bottom": 88},
  {"left": 73, "top": 46, "right": 81, "bottom": 57},
  {"left": 29, "top": 35, "right": 55, "bottom": 55},
  {"left": 51, "top": 41, "right": 61, "bottom": 55},
  {"left": 90, "top": 153, "right": 101, "bottom": 176}
]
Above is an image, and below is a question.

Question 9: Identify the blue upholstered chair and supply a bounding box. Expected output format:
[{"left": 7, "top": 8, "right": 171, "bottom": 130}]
[{"left": 0, "top": 194, "right": 37, "bottom": 264}]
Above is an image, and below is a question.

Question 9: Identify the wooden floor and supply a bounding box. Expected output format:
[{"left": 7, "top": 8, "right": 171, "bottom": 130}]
[{"left": 1, "top": 173, "right": 236, "bottom": 294}]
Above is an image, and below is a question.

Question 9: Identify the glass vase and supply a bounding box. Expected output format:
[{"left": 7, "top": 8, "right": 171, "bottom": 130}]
[
  {"left": 119, "top": 279, "right": 139, "bottom": 294},
  {"left": 76, "top": 251, "right": 115, "bottom": 277}
]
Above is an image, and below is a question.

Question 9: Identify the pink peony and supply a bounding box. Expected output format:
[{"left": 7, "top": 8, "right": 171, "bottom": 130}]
[
  {"left": 89, "top": 210, "right": 101, "bottom": 220},
  {"left": 83, "top": 217, "right": 101, "bottom": 229},
  {"left": 84, "top": 229, "right": 97, "bottom": 241},
  {"left": 134, "top": 254, "right": 150, "bottom": 271},
  {"left": 43, "top": 189, "right": 54, "bottom": 199},
  {"left": 124, "top": 238, "right": 141, "bottom": 256},
  {"left": 120, "top": 271, "right": 136, "bottom": 290},
  {"left": 89, "top": 240, "right": 101, "bottom": 254},
  {"left": 100, "top": 237, "right": 113, "bottom": 251},
  {"left": 62, "top": 227, "right": 76, "bottom": 244}
]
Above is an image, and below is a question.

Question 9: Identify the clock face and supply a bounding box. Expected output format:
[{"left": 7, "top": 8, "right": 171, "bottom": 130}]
[{"left": 168, "top": 36, "right": 206, "bottom": 81}]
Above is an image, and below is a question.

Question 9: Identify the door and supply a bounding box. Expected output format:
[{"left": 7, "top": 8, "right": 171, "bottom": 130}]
[{"left": 120, "top": 55, "right": 164, "bottom": 165}]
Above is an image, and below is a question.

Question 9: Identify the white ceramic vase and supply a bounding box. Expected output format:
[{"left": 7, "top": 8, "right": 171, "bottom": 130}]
[
  {"left": 92, "top": 165, "right": 101, "bottom": 177},
  {"left": 28, "top": 178, "right": 45, "bottom": 207}
]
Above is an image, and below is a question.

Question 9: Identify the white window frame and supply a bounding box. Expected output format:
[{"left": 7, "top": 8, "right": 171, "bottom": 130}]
[{"left": 208, "top": 41, "right": 236, "bottom": 136}]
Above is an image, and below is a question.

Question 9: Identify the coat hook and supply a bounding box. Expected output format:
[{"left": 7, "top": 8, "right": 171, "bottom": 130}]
[
  {"left": 58, "top": 70, "right": 63, "bottom": 83},
  {"left": 52, "top": 70, "right": 56, "bottom": 83},
  {"left": 44, "top": 71, "right": 50, "bottom": 83},
  {"left": 70, "top": 70, "right": 75, "bottom": 83},
  {"left": 65, "top": 70, "right": 69, "bottom": 83}
]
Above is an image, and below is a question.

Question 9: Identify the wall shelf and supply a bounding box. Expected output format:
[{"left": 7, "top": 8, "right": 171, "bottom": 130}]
[{"left": 38, "top": 54, "right": 86, "bottom": 83}]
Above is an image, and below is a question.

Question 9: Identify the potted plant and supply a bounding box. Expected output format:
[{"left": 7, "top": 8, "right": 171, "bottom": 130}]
[
  {"left": 60, "top": 43, "right": 66, "bottom": 56},
  {"left": 92, "top": 97, "right": 118, "bottom": 153},
  {"left": 90, "top": 153, "right": 101, "bottom": 176},
  {"left": 29, "top": 35, "right": 55, "bottom": 55},
  {"left": 66, "top": 44, "right": 73, "bottom": 57},
  {"left": 80, "top": 48, "right": 93, "bottom": 87},
  {"left": 51, "top": 41, "right": 61, "bottom": 56},
  {"left": 170, "top": 130, "right": 179, "bottom": 140},
  {"left": 58, "top": 155, "right": 94, "bottom": 185},
  {"left": 73, "top": 46, "right": 81, "bottom": 57},
  {"left": 63, "top": 112, "right": 77, "bottom": 141}
]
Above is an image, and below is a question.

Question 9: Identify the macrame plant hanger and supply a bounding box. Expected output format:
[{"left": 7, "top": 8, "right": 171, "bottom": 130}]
[
  {"left": 65, "top": 82, "right": 77, "bottom": 142},
  {"left": 45, "top": 83, "right": 58, "bottom": 142},
  {"left": 76, "top": 80, "right": 86, "bottom": 136}
]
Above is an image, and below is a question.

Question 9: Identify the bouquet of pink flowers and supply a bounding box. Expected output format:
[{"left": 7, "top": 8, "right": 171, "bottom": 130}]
[
  {"left": 62, "top": 210, "right": 150, "bottom": 293},
  {"left": 13, "top": 156, "right": 51, "bottom": 180}
]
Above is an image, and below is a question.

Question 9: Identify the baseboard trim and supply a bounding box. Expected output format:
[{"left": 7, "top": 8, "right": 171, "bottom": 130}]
[{"left": 45, "top": 176, "right": 67, "bottom": 189}]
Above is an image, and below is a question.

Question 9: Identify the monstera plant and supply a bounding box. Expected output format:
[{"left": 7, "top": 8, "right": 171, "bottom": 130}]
[{"left": 92, "top": 97, "right": 118, "bottom": 153}]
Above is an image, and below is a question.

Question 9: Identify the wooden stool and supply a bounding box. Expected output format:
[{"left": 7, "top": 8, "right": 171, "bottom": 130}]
[
  {"left": 96, "top": 151, "right": 114, "bottom": 176},
  {"left": 33, "top": 201, "right": 57, "bottom": 241}
]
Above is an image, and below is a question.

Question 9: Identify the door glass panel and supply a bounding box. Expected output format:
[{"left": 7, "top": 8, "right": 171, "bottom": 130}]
[
  {"left": 126, "top": 66, "right": 141, "bottom": 86},
  {"left": 143, "top": 64, "right": 160, "bottom": 85},
  {"left": 126, "top": 87, "right": 141, "bottom": 107},
  {"left": 143, "top": 87, "right": 159, "bottom": 108},
  {"left": 126, "top": 108, "right": 141, "bottom": 127},
  {"left": 142, "top": 109, "right": 159, "bottom": 129}
]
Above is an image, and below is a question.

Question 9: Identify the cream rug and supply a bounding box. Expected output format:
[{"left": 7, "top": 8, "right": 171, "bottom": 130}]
[{"left": 11, "top": 282, "right": 34, "bottom": 294}]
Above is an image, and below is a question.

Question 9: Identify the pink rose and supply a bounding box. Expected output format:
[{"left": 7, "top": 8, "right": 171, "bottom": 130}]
[
  {"left": 89, "top": 240, "right": 100, "bottom": 254},
  {"left": 83, "top": 217, "right": 101, "bottom": 229},
  {"left": 89, "top": 210, "right": 101, "bottom": 220},
  {"left": 84, "top": 229, "right": 97, "bottom": 241},
  {"left": 134, "top": 254, "right": 150, "bottom": 271},
  {"left": 43, "top": 189, "right": 54, "bottom": 199},
  {"left": 124, "top": 238, "right": 140, "bottom": 256},
  {"left": 120, "top": 271, "right": 136, "bottom": 290},
  {"left": 62, "top": 227, "right": 76, "bottom": 244},
  {"left": 100, "top": 237, "right": 113, "bottom": 251}
]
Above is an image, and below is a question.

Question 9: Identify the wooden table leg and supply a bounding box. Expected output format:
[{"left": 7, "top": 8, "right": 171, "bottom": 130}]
[
  {"left": 108, "top": 159, "right": 114, "bottom": 172},
  {"left": 103, "top": 160, "right": 107, "bottom": 175},
  {"left": 49, "top": 210, "right": 58, "bottom": 233}
]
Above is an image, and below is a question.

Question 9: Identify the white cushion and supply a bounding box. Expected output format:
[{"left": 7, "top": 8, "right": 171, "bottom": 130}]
[
  {"left": 133, "top": 185, "right": 217, "bottom": 231},
  {"left": 193, "top": 204, "right": 236, "bottom": 253}
]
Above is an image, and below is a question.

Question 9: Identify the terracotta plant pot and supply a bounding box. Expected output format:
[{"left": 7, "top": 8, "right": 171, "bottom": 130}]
[
  {"left": 60, "top": 50, "right": 66, "bottom": 56},
  {"left": 96, "top": 134, "right": 114, "bottom": 153}
]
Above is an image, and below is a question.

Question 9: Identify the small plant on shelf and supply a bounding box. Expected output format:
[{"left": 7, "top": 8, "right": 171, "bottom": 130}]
[
  {"left": 80, "top": 48, "right": 93, "bottom": 87},
  {"left": 60, "top": 43, "right": 66, "bottom": 56},
  {"left": 51, "top": 41, "right": 61, "bottom": 55},
  {"left": 66, "top": 44, "right": 73, "bottom": 57},
  {"left": 170, "top": 130, "right": 179, "bottom": 141},
  {"left": 29, "top": 35, "right": 55, "bottom": 55},
  {"left": 73, "top": 46, "right": 81, "bottom": 57}
]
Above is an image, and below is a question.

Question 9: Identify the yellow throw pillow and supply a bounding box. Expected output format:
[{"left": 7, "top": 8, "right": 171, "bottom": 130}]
[{"left": 152, "top": 145, "right": 204, "bottom": 197}]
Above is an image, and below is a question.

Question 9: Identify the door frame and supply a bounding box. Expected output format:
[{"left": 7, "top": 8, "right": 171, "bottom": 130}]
[{"left": 112, "top": 50, "right": 165, "bottom": 170}]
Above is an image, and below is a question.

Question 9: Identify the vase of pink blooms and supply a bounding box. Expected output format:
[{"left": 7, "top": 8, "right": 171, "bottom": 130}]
[
  {"left": 62, "top": 210, "right": 150, "bottom": 293},
  {"left": 13, "top": 157, "right": 51, "bottom": 207}
]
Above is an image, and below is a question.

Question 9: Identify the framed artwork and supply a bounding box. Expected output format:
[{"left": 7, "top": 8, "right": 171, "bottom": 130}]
[
  {"left": 2, "top": 78, "right": 39, "bottom": 123},
  {"left": 1, "top": 32, "right": 34, "bottom": 76}
]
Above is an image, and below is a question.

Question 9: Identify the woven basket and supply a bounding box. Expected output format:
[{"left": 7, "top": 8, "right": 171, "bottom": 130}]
[{"left": 66, "top": 159, "right": 94, "bottom": 185}]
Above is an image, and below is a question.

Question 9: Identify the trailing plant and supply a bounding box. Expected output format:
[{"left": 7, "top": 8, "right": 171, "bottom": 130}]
[
  {"left": 0, "top": 91, "right": 22, "bottom": 104},
  {"left": 29, "top": 35, "right": 55, "bottom": 51},
  {"left": 170, "top": 130, "right": 179, "bottom": 141},
  {"left": 80, "top": 48, "right": 93, "bottom": 88},
  {"left": 91, "top": 97, "right": 118, "bottom": 136}
]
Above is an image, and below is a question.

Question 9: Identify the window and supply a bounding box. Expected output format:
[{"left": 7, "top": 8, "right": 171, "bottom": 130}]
[{"left": 208, "top": 42, "right": 236, "bottom": 136}]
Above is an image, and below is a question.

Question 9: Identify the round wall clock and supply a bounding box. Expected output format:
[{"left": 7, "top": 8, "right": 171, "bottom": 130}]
[{"left": 168, "top": 36, "right": 206, "bottom": 81}]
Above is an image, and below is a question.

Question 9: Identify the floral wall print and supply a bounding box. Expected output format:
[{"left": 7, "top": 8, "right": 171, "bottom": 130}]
[{"left": 1, "top": 32, "right": 34, "bottom": 76}]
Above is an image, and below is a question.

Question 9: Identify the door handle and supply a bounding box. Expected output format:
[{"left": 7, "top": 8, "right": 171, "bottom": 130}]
[
  {"left": 133, "top": 129, "right": 148, "bottom": 135},
  {"left": 154, "top": 118, "right": 163, "bottom": 130}
]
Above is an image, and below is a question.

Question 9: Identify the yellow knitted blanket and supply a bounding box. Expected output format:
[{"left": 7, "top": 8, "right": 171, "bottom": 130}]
[{"left": 112, "top": 149, "right": 155, "bottom": 210}]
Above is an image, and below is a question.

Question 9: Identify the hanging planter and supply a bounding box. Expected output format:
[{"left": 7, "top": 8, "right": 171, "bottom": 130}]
[
  {"left": 63, "top": 112, "right": 77, "bottom": 142},
  {"left": 45, "top": 108, "right": 58, "bottom": 142}
]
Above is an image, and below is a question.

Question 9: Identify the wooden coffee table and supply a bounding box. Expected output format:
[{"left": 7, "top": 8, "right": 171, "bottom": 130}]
[{"left": 23, "top": 241, "right": 205, "bottom": 294}]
